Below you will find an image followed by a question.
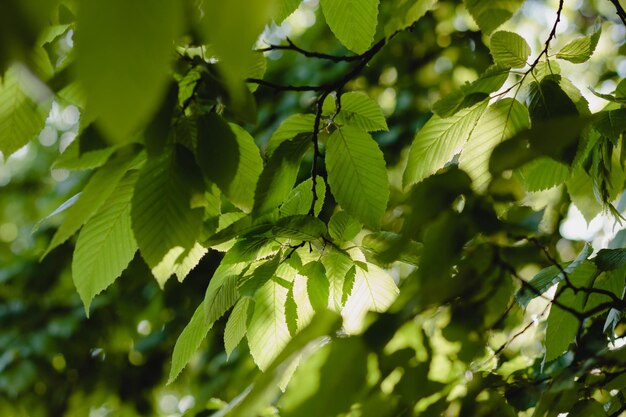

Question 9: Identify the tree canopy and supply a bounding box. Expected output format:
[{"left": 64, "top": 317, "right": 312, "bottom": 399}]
[{"left": 4, "top": 0, "right": 626, "bottom": 416}]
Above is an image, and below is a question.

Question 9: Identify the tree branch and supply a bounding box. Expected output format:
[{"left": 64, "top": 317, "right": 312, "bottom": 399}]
[
  {"left": 609, "top": 0, "right": 626, "bottom": 27},
  {"left": 256, "top": 37, "right": 362, "bottom": 62}
]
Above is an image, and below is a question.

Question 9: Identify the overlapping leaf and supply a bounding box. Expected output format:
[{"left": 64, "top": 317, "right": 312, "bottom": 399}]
[
  {"left": 131, "top": 148, "right": 204, "bottom": 286},
  {"left": 326, "top": 126, "right": 389, "bottom": 228},
  {"left": 320, "top": 0, "right": 379, "bottom": 54},
  {"left": 405, "top": 101, "right": 487, "bottom": 186},
  {"left": 0, "top": 65, "right": 49, "bottom": 157}
]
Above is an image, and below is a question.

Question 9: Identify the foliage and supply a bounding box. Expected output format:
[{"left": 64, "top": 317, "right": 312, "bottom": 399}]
[{"left": 4, "top": 0, "right": 626, "bottom": 416}]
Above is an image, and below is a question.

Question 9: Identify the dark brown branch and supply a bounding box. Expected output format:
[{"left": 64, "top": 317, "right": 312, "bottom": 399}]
[
  {"left": 609, "top": 0, "right": 626, "bottom": 27},
  {"left": 245, "top": 78, "right": 324, "bottom": 92},
  {"left": 527, "top": 237, "right": 624, "bottom": 305},
  {"left": 256, "top": 37, "right": 362, "bottom": 62}
]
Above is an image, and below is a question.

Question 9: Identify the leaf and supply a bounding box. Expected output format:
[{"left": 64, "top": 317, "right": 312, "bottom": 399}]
[
  {"left": 544, "top": 261, "right": 597, "bottom": 362},
  {"left": 361, "top": 231, "right": 422, "bottom": 266},
  {"left": 516, "top": 244, "right": 592, "bottom": 308},
  {"left": 556, "top": 26, "right": 601, "bottom": 64},
  {"left": 224, "top": 297, "right": 253, "bottom": 359},
  {"left": 459, "top": 98, "right": 529, "bottom": 191},
  {"left": 280, "top": 177, "right": 326, "bottom": 217},
  {"left": 593, "top": 109, "right": 626, "bottom": 142},
  {"left": 238, "top": 255, "right": 281, "bottom": 297},
  {"left": 131, "top": 147, "right": 204, "bottom": 287},
  {"left": 465, "top": 0, "right": 524, "bottom": 35},
  {"left": 254, "top": 136, "right": 311, "bottom": 214},
  {"left": 384, "top": 0, "right": 437, "bottom": 37},
  {"left": 280, "top": 338, "right": 368, "bottom": 417},
  {"left": 76, "top": 0, "right": 182, "bottom": 142},
  {"left": 52, "top": 127, "right": 116, "bottom": 171},
  {"left": 342, "top": 262, "right": 399, "bottom": 333},
  {"left": 168, "top": 303, "right": 208, "bottom": 384},
  {"left": 265, "top": 114, "right": 315, "bottom": 157},
  {"left": 200, "top": 0, "right": 273, "bottom": 102},
  {"left": 433, "top": 64, "right": 509, "bottom": 117},
  {"left": 594, "top": 249, "right": 626, "bottom": 271},
  {"left": 517, "top": 157, "right": 570, "bottom": 192},
  {"left": 168, "top": 262, "right": 244, "bottom": 383},
  {"left": 566, "top": 167, "right": 603, "bottom": 224},
  {"left": 320, "top": 0, "right": 379, "bottom": 54},
  {"left": 334, "top": 92, "right": 388, "bottom": 132},
  {"left": 197, "top": 114, "right": 263, "bottom": 212},
  {"left": 328, "top": 211, "right": 362, "bottom": 242},
  {"left": 32, "top": 193, "right": 80, "bottom": 234},
  {"left": 285, "top": 284, "right": 299, "bottom": 336},
  {"left": 321, "top": 247, "right": 355, "bottom": 311},
  {"left": 301, "top": 262, "right": 330, "bottom": 312},
  {"left": 0, "top": 65, "right": 49, "bottom": 157},
  {"left": 404, "top": 101, "right": 487, "bottom": 186},
  {"left": 326, "top": 126, "right": 389, "bottom": 228},
  {"left": 568, "top": 400, "right": 608, "bottom": 417},
  {"left": 72, "top": 171, "right": 139, "bottom": 315},
  {"left": 224, "top": 311, "right": 342, "bottom": 417},
  {"left": 272, "top": 215, "right": 327, "bottom": 242},
  {"left": 247, "top": 278, "right": 291, "bottom": 371},
  {"left": 43, "top": 151, "right": 141, "bottom": 258},
  {"left": 489, "top": 31, "right": 531, "bottom": 68},
  {"left": 274, "top": 0, "right": 302, "bottom": 23}
]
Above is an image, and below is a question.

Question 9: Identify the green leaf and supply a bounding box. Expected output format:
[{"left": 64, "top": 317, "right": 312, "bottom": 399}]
[
  {"left": 404, "top": 101, "right": 487, "bottom": 186},
  {"left": 326, "top": 126, "right": 389, "bottom": 228},
  {"left": 569, "top": 400, "right": 608, "bottom": 417},
  {"left": 322, "top": 247, "right": 355, "bottom": 311},
  {"left": 280, "top": 338, "right": 368, "bottom": 417},
  {"left": 556, "top": 26, "right": 601, "bottom": 64},
  {"left": 285, "top": 284, "right": 299, "bottom": 336},
  {"left": 43, "top": 151, "right": 141, "bottom": 258},
  {"left": 0, "top": 65, "right": 50, "bottom": 158},
  {"left": 247, "top": 278, "right": 291, "bottom": 371},
  {"left": 301, "top": 262, "right": 330, "bottom": 312},
  {"left": 274, "top": 0, "right": 302, "bottom": 23},
  {"left": 76, "top": 0, "right": 181, "bottom": 142},
  {"left": 52, "top": 127, "right": 116, "bottom": 171},
  {"left": 465, "top": 0, "right": 524, "bottom": 35},
  {"left": 72, "top": 171, "right": 139, "bottom": 315},
  {"left": 265, "top": 114, "right": 314, "bottom": 157},
  {"left": 328, "top": 211, "right": 362, "bottom": 242},
  {"left": 433, "top": 64, "right": 509, "bottom": 117},
  {"left": 517, "top": 157, "right": 570, "bottom": 192},
  {"left": 528, "top": 77, "right": 579, "bottom": 123},
  {"left": 254, "top": 136, "right": 311, "bottom": 214},
  {"left": 459, "top": 98, "right": 529, "bottom": 191},
  {"left": 200, "top": 0, "right": 273, "bottom": 102},
  {"left": 334, "top": 92, "right": 388, "bottom": 132},
  {"left": 197, "top": 114, "right": 263, "bottom": 212},
  {"left": 361, "top": 231, "right": 423, "bottom": 266},
  {"left": 131, "top": 148, "right": 204, "bottom": 287},
  {"left": 238, "top": 255, "right": 281, "bottom": 297},
  {"left": 168, "top": 262, "right": 244, "bottom": 383},
  {"left": 593, "top": 109, "right": 626, "bottom": 142},
  {"left": 516, "top": 244, "right": 592, "bottom": 308},
  {"left": 566, "top": 167, "right": 603, "bottom": 224},
  {"left": 342, "top": 262, "right": 399, "bottom": 333},
  {"left": 225, "top": 311, "right": 342, "bottom": 417},
  {"left": 595, "top": 249, "right": 626, "bottom": 271},
  {"left": 489, "top": 31, "right": 531, "bottom": 68},
  {"left": 545, "top": 261, "right": 597, "bottom": 362},
  {"left": 280, "top": 177, "right": 326, "bottom": 217},
  {"left": 272, "top": 215, "right": 327, "bottom": 242},
  {"left": 320, "top": 0, "right": 379, "bottom": 54},
  {"left": 384, "top": 0, "right": 437, "bottom": 37},
  {"left": 224, "top": 297, "right": 253, "bottom": 359},
  {"left": 168, "top": 303, "right": 207, "bottom": 384}
]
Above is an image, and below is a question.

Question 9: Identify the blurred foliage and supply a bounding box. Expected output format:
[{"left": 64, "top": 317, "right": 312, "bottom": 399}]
[{"left": 4, "top": 0, "right": 626, "bottom": 416}]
